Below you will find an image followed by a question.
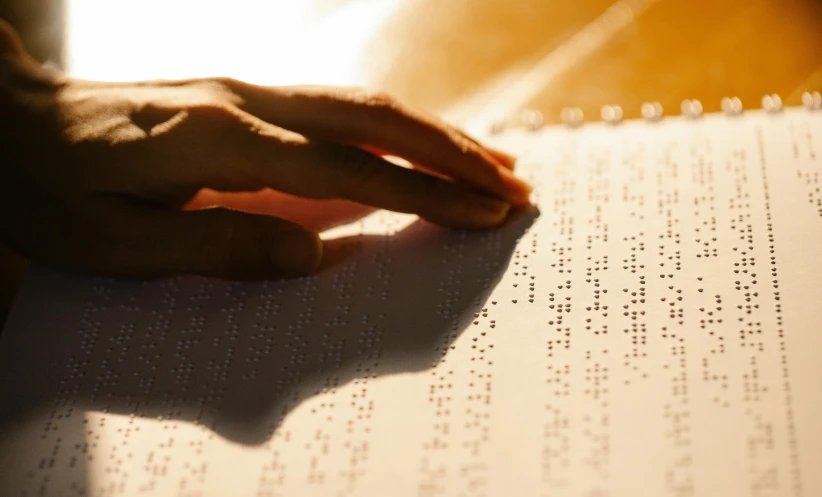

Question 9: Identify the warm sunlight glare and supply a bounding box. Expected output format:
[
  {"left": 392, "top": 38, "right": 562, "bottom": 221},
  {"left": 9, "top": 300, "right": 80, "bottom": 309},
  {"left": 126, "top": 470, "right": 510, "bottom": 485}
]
[{"left": 67, "top": 0, "right": 399, "bottom": 85}]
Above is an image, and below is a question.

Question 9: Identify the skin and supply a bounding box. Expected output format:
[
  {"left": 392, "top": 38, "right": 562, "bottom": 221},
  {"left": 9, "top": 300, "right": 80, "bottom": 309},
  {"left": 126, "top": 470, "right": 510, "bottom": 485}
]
[{"left": 0, "top": 19, "right": 532, "bottom": 281}]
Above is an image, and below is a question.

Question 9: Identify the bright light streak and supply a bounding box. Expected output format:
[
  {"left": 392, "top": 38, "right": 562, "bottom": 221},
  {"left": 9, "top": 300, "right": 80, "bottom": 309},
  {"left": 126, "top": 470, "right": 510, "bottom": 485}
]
[
  {"left": 67, "top": 0, "right": 399, "bottom": 86},
  {"left": 448, "top": 0, "right": 662, "bottom": 130}
]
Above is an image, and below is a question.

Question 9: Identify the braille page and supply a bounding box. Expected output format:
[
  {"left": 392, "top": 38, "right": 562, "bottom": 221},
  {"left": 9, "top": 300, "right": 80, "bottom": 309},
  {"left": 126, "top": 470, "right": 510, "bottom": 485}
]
[{"left": 1, "top": 108, "right": 821, "bottom": 497}]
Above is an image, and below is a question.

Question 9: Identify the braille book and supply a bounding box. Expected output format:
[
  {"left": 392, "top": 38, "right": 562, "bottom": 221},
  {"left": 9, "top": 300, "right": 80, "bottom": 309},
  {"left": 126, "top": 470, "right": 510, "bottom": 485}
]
[{"left": 2, "top": 98, "right": 821, "bottom": 497}]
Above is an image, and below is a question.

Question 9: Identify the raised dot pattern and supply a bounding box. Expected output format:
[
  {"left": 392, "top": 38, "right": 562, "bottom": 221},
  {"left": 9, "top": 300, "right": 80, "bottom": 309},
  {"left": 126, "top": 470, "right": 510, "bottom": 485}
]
[{"left": 1, "top": 108, "right": 821, "bottom": 497}]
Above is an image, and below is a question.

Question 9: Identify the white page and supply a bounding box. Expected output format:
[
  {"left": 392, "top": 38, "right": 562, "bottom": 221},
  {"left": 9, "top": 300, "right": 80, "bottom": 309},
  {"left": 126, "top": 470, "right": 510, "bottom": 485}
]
[{"left": 1, "top": 108, "right": 820, "bottom": 497}]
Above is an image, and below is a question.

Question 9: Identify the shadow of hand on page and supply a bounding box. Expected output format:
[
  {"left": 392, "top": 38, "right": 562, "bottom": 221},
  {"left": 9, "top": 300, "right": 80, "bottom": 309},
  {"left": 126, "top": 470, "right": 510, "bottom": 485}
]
[{"left": 0, "top": 208, "right": 538, "bottom": 449}]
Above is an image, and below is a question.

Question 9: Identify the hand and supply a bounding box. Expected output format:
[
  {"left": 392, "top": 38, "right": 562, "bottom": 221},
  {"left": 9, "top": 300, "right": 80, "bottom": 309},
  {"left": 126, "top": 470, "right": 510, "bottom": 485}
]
[{"left": 0, "top": 20, "right": 531, "bottom": 280}]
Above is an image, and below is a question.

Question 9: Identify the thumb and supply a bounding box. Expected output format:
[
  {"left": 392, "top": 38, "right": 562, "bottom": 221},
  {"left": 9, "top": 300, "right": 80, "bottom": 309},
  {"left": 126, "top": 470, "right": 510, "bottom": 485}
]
[
  {"left": 121, "top": 207, "right": 323, "bottom": 280},
  {"left": 0, "top": 19, "right": 26, "bottom": 56},
  {"left": 0, "top": 19, "right": 57, "bottom": 74}
]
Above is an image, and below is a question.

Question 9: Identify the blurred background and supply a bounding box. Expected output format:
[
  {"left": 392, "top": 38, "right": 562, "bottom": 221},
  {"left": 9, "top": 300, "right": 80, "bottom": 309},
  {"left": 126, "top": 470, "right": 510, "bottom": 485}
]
[
  {"left": 4, "top": 0, "right": 822, "bottom": 123},
  {"left": 2, "top": 0, "right": 822, "bottom": 322}
]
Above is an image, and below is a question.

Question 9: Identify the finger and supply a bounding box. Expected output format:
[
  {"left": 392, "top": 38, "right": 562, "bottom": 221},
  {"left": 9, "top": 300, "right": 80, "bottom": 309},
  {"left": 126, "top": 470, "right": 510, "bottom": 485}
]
[
  {"left": 222, "top": 82, "right": 531, "bottom": 206},
  {"left": 400, "top": 124, "right": 517, "bottom": 170},
  {"left": 117, "top": 107, "right": 512, "bottom": 230},
  {"left": 0, "top": 19, "right": 44, "bottom": 68},
  {"left": 79, "top": 206, "right": 322, "bottom": 280},
  {"left": 361, "top": 145, "right": 511, "bottom": 183},
  {"left": 483, "top": 144, "right": 517, "bottom": 170},
  {"left": 450, "top": 130, "right": 517, "bottom": 170},
  {"left": 218, "top": 135, "right": 513, "bottom": 230},
  {"left": 359, "top": 145, "right": 450, "bottom": 180},
  {"left": 0, "top": 20, "right": 24, "bottom": 55}
]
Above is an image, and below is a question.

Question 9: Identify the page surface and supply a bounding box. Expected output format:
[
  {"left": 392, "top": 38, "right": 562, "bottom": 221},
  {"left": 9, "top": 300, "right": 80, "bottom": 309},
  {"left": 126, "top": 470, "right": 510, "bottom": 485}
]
[{"left": 1, "top": 109, "right": 820, "bottom": 497}]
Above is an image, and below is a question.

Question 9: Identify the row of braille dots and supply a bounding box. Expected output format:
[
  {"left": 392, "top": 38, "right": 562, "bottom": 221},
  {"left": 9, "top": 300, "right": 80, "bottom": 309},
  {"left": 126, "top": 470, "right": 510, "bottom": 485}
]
[
  {"left": 493, "top": 91, "right": 822, "bottom": 132},
  {"left": 758, "top": 116, "right": 801, "bottom": 489}
]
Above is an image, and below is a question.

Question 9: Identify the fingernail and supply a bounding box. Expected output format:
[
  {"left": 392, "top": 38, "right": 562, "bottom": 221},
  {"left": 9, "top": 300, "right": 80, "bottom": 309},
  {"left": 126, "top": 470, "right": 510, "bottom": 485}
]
[
  {"left": 272, "top": 230, "right": 323, "bottom": 276},
  {"left": 474, "top": 198, "right": 511, "bottom": 226},
  {"left": 498, "top": 167, "right": 534, "bottom": 206},
  {"left": 486, "top": 146, "right": 517, "bottom": 169}
]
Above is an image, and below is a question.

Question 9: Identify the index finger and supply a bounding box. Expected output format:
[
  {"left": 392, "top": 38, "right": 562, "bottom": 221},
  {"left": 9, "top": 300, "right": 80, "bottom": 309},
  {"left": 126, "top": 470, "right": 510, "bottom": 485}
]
[{"left": 221, "top": 81, "right": 532, "bottom": 207}]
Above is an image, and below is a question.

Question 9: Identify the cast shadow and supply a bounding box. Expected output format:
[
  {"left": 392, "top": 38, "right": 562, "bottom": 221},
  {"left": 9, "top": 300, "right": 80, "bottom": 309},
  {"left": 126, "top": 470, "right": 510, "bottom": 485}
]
[{"left": 1, "top": 207, "right": 538, "bottom": 451}]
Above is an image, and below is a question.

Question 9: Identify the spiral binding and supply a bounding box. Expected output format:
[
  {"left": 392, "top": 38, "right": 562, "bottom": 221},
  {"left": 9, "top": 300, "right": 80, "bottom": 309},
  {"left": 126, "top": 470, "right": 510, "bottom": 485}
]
[{"left": 490, "top": 91, "right": 822, "bottom": 134}]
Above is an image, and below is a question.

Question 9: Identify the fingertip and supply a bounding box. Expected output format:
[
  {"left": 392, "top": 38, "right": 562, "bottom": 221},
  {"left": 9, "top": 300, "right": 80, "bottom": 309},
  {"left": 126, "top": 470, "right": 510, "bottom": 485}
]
[
  {"left": 483, "top": 202, "right": 512, "bottom": 228},
  {"left": 450, "top": 197, "right": 512, "bottom": 230},
  {"left": 497, "top": 167, "right": 533, "bottom": 206},
  {"left": 318, "top": 236, "right": 360, "bottom": 272},
  {"left": 511, "top": 193, "right": 534, "bottom": 209},
  {"left": 271, "top": 229, "right": 323, "bottom": 276},
  {"left": 486, "top": 146, "right": 518, "bottom": 170},
  {"left": 488, "top": 200, "right": 512, "bottom": 225}
]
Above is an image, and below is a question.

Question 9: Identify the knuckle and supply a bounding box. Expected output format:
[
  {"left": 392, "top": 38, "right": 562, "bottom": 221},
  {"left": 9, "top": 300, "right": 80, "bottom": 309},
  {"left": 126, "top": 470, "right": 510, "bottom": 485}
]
[
  {"left": 448, "top": 127, "right": 474, "bottom": 154},
  {"left": 350, "top": 89, "right": 401, "bottom": 112},
  {"left": 205, "top": 76, "right": 239, "bottom": 90},
  {"left": 182, "top": 104, "right": 246, "bottom": 138},
  {"left": 187, "top": 77, "right": 243, "bottom": 104}
]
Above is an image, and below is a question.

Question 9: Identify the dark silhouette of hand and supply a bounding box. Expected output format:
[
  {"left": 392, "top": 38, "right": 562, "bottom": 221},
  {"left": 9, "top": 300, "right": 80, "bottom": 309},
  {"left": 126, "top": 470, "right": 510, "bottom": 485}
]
[{"left": 0, "top": 19, "right": 531, "bottom": 280}]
